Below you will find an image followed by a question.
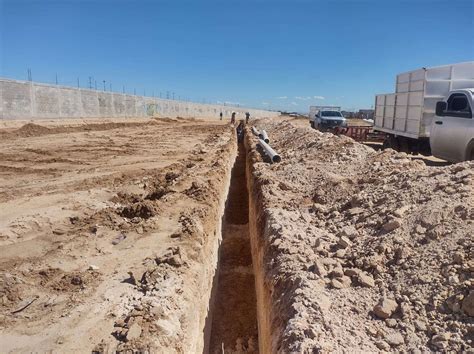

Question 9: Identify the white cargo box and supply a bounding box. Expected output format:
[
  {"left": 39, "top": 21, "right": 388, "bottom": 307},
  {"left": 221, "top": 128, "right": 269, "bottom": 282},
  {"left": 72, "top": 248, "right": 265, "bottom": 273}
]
[{"left": 375, "top": 62, "right": 474, "bottom": 139}]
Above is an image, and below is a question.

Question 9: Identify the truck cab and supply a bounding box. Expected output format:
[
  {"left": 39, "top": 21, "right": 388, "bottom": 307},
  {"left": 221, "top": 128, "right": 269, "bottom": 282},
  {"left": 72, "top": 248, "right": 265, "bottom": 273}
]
[{"left": 431, "top": 89, "right": 474, "bottom": 162}]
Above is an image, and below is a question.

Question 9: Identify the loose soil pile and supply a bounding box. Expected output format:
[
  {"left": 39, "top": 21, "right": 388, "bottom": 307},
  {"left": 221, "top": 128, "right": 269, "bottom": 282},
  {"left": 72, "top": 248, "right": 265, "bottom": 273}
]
[{"left": 247, "top": 118, "right": 473, "bottom": 352}]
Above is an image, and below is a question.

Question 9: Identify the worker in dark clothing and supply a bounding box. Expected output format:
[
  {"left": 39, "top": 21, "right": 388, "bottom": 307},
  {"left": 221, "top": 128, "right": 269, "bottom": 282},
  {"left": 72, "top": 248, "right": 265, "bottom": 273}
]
[
  {"left": 231, "top": 111, "right": 236, "bottom": 124},
  {"left": 245, "top": 112, "right": 250, "bottom": 124},
  {"left": 219, "top": 112, "right": 223, "bottom": 120},
  {"left": 236, "top": 120, "right": 244, "bottom": 142}
]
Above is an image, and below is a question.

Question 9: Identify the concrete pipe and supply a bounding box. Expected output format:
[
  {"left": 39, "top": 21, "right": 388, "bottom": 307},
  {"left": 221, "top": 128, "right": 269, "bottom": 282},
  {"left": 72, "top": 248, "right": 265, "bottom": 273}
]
[
  {"left": 259, "top": 139, "right": 281, "bottom": 163},
  {"left": 251, "top": 126, "right": 260, "bottom": 136},
  {"left": 261, "top": 130, "right": 270, "bottom": 143}
]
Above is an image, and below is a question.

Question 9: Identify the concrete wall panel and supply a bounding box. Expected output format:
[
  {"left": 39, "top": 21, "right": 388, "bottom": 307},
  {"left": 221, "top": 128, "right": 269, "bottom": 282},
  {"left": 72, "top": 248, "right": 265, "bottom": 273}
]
[
  {"left": 81, "top": 90, "right": 99, "bottom": 116},
  {"left": 60, "top": 88, "right": 82, "bottom": 117},
  {"left": 113, "top": 94, "right": 126, "bottom": 116},
  {"left": 1, "top": 81, "right": 32, "bottom": 119},
  {"left": 123, "top": 95, "right": 136, "bottom": 116},
  {"left": 98, "top": 92, "right": 113, "bottom": 116},
  {"left": 35, "top": 84, "right": 60, "bottom": 117},
  {"left": 0, "top": 78, "right": 280, "bottom": 120}
]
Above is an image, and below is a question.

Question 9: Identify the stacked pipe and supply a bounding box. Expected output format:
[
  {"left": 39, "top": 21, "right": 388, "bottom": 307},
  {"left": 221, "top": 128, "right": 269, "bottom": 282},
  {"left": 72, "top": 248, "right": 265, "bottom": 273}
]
[{"left": 251, "top": 126, "right": 281, "bottom": 163}]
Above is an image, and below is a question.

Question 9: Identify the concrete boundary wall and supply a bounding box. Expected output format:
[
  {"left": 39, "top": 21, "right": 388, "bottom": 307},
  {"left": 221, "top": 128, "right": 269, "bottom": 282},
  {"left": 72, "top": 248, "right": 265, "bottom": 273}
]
[{"left": 0, "top": 78, "right": 279, "bottom": 120}]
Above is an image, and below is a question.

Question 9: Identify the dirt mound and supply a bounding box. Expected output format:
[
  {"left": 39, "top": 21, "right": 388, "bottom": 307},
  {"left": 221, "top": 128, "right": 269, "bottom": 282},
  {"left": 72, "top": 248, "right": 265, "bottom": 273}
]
[
  {"left": 247, "top": 118, "right": 473, "bottom": 352},
  {"left": 16, "top": 123, "right": 52, "bottom": 136},
  {"left": 0, "top": 121, "right": 160, "bottom": 139}
]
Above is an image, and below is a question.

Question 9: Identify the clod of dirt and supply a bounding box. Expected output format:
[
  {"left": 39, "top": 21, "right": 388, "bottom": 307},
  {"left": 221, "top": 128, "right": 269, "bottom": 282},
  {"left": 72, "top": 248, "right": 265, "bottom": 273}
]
[
  {"left": 119, "top": 201, "right": 158, "bottom": 219},
  {"left": 145, "top": 187, "right": 169, "bottom": 201}
]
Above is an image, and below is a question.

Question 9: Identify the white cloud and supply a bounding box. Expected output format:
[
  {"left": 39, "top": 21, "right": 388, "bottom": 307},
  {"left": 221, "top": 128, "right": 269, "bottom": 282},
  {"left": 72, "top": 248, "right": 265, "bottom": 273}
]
[
  {"left": 261, "top": 102, "right": 269, "bottom": 105},
  {"left": 295, "top": 96, "right": 314, "bottom": 100},
  {"left": 276, "top": 96, "right": 288, "bottom": 99},
  {"left": 291, "top": 101, "right": 298, "bottom": 106},
  {"left": 313, "top": 96, "right": 325, "bottom": 100}
]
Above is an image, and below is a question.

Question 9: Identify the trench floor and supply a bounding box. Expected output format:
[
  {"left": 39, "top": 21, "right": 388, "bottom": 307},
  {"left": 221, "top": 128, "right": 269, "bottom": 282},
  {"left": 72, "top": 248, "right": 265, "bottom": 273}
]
[{"left": 209, "top": 141, "right": 258, "bottom": 353}]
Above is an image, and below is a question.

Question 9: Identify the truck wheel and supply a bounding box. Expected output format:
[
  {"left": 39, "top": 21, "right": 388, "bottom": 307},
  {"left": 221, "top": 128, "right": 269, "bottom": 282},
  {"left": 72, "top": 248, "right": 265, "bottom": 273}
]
[
  {"left": 383, "top": 136, "right": 400, "bottom": 151},
  {"left": 399, "top": 137, "right": 410, "bottom": 153},
  {"left": 466, "top": 140, "right": 474, "bottom": 161},
  {"left": 310, "top": 121, "right": 315, "bottom": 129}
]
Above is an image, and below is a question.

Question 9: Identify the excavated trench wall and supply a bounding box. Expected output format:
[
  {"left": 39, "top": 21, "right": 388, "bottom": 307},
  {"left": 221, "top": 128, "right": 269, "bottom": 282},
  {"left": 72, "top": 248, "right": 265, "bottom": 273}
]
[
  {"left": 244, "top": 132, "right": 275, "bottom": 353},
  {"left": 198, "top": 134, "right": 238, "bottom": 353}
]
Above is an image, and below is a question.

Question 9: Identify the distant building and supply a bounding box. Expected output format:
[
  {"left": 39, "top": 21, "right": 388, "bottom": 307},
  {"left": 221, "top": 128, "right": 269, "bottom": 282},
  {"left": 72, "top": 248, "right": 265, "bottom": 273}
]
[
  {"left": 358, "top": 109, "right": 374, "bottom": 119},
  {"left": 341, "top": 110, "right": 356, "bottom": 118}
]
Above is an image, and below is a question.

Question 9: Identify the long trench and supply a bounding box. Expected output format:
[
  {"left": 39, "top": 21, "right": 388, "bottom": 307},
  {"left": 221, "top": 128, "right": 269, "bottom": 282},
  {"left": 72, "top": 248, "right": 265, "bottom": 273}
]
[{"left": 208, "top": 133, "right": 259, "bottom": 353}]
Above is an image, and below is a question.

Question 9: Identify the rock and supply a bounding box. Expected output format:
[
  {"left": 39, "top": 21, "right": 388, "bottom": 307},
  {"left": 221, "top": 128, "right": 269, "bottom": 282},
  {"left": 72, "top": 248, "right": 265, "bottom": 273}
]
[
  {"left": 461, "top": 291, "right": 474, "bottom": 316},
  {"left": 414, "top": 320, "right": 427, "bottom": 331},
  {"left": 375, "top": 340, "right": 391, "bottom": 351},
  {"left": 431, "top": 333, "right": 451, "bottom": 349},
  {"left": 331, "top": 278, "right": 344, "bottom": 289},
  {"left": 344, "top": 268, "right": 360, "bottom": 277},
  {"left": 88, "top": 264, "right": 99, "bottom": 271},
  {"left": 313, "top": 260, "right": 327, "bottom": 277},
  {"left": 358, "top": 272, "right": 375, "bottom": 287},
  {"left": 337, "top": 236, "right": 351, "bottom": 248},
  {"left": 340, "top": 225, "right": 359, "bottom": 240},
  {"left": 329, "top": 263, "right": 344, "bottom": 278},
  {"left": 348, "top": 207, "right": 364, "bottom": 216},
  {"left": 70, "top": 275, "right": 83, "bottom": 286},
  {"left": 136, "top": 226, "right": 144, "bottom": 234},
  {"left": 385, "top": 332, "right": 404, "bottom": 346},
  {"left": 374, "top": 297, "right": 398, "bottom": 319},
  {"left": 453, "top": 252, "right": 464, "bottom": 264},
  {"left": 393, "top": 205, "right": 410, "bottom": 218},
  {"left": 382, "top": 219, "right": 401, "bottom": 233},
  {"left": 385, "top": 318, "right": 397, "bottom": 327},
  {"left": 112, "top": 233, "right": 127, "bottom": 245},
  {"left": 126, "top": 323, "right": 142, "bottom": 341},
  {"left": 415, "top": 225, "right": 426, "bottom": 234}
]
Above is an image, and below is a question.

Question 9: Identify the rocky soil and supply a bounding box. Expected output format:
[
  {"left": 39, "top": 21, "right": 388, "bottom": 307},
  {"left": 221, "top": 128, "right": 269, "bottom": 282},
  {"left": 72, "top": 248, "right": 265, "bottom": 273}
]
[{"left": 247, "top": 117, "right": 473, "bottom": 352}]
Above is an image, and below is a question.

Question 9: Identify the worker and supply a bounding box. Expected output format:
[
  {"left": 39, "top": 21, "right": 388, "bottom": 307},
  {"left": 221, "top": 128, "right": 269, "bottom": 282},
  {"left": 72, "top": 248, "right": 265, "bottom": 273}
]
[
  {"left": 245, "top": 112, "right": 250, "bottom": 124},
  {"left": 231, "top": 111, "right": 236, "bottom": 124},
  {"left": 219, "top": 112, "right": 223, "bottom": 120},
  {"left": 236, "top": 120, "right": 244, "bottom": 142}
]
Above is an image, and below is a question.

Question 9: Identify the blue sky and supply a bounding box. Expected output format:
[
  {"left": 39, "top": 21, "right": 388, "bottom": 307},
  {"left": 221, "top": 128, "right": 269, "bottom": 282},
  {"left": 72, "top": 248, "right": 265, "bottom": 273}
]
[{"left": 1, "top": 0, "right": 473, "bottom": 112}]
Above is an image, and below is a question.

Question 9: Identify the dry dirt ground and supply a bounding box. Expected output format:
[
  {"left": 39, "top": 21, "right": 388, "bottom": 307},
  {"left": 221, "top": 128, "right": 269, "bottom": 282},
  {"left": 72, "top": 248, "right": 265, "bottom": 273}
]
[
  {"left": 247, "top": 117, "right": 473, "bottom": 352},
  {"left": 1, "top": 114, "right": 472, "bottom": 353},
  {"left": 0, "top": 117, "right": 238, "bottom": 352}
]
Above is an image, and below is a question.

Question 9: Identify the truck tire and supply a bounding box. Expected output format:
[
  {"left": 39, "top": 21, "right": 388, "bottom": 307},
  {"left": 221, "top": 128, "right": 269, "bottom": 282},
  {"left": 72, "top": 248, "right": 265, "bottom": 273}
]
[
  {"left": 466, "top": 140, "right": 474, "bottom": 161},
  {"left": 383, "top": 136, "right": 400, "bottom": 151}
]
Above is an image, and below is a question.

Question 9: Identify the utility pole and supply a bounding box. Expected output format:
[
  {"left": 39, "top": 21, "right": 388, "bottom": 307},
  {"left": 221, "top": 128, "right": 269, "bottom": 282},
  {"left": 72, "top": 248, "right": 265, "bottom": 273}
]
[
  {"left": 172, "top": 92, "right": 175, "bottom": 100},
  {"left": 89, "top": 77, "right": 92, "bottom": 89},
  {"left": 95, "top": 81, "right": 97, "bottom": 90},
  {"left": 77, "top": 78, "right": 80, "bottom": 88},
  {"left": 123, "top": 85, "right": 125, "bottom": 94},
  {"left": 55, "top": 73, "right": 58, "bottom": 85},
  {"left": 103, "top": 80, "right": 106, "bottom": 91},
  {"left": 166, "top": 91, "right": 170, "bottom": 99}
]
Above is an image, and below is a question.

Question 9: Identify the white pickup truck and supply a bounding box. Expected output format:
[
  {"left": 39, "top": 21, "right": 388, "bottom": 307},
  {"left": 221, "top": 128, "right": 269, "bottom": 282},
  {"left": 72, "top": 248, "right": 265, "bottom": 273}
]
[
  {"left": 374, "top": 62, "right": 474, "bottom": 160},
  {"left": 309, "top": 106, "right": 346, "bottom": 130},
  {"left": 431, "top": 88, "right": 474, "bottom": 162}
]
